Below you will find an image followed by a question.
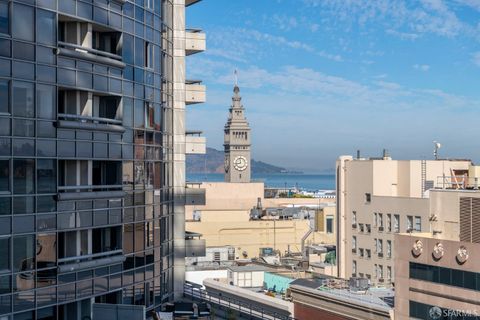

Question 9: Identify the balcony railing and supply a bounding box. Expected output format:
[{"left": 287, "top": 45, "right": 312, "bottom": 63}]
[
  {"left": 185, "top": 238, "right": 206, "bottom": 258},
  {"left": 57, "top": 185, "right": 125, "bottom": 201},
  {"left": 57, "top": 41, "right": 126, "bottom": 68},
  {"left": 185, "top": 80, "right": 206, "bottom": 105},
  {"left": 185, "top": 184, "right": 206, "bottom": 206},
  {"left": 57, "top": 113, "right": 125, "bottom": 133},
  {"left": 58, "top": 249, "right": 125, "bottom": 273},
  {"left": 186, "top": 130, "right": 206, "bottom": 154},
  {"left": 185, "top": 28, "right": 206, "bottom": 55}
]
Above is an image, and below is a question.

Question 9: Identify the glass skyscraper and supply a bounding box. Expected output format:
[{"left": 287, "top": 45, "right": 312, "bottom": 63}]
[{"left": 0, "top": 0, "right": 203, "bottom": 318}]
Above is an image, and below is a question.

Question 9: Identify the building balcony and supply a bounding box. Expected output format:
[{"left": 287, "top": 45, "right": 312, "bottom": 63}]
[
  {"left": 185, "top": 29, "right": 206, "bottom": 56},
  {"left": 185, "top": 80, "right": 206, "bottom": 105},
  {"left": 185, "top": 183, "right": 206, "bottom": 206},
  {"left": 185, "top": 231, "right": 206, "bottom": 258},
  {"left": 57, "top": 16, "right": 124, "bottom": 68},
  {"left": 57, "top": 41, "right": 125, "bottom": 69},
  {"left": 58, "top": 160, "right": 123, "bottom": 201},
  {"left": 185, "top": 131, "right": 206, "bottom": 154},
  {"left": 57, "top": 185, "right": 125, "bottom": 201},
  {"left": 57, "top": 90, "right": 124, "bottom": 132},
  {"left": 57, "top": 114, "right": 125, "bottom": 133},
  {"left": 58, "top": 249, "right": 125, "bottom": 273}
]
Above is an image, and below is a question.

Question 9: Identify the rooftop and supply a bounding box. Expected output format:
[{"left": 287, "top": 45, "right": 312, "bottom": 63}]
[
  {"left": 290, "top": 278, "right": 394, "bottom": 310},
  {"left": 227, "top": 265, "right": 271, "bottom": 272}
]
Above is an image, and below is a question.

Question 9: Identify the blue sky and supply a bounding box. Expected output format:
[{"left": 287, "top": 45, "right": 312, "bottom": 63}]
[{"left": 186, "top": 0, "right": 480, "bottom": 173}]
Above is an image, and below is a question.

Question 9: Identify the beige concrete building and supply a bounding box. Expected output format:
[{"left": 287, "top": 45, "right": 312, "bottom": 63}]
[
  {"left": 336, "top": 155, "right": 472, "bottom": 284},
  {"left": 394, "top": 188, "right": 480, "bottom": 319},
  {"left": 172, "top": 0, "right": 208, "bottom": 300},
  {"left": 185, "top": 182, "right": 336, "bottom": 259},
  {"left": 395, "top": 233, "right": 480, "bottom": 320}
]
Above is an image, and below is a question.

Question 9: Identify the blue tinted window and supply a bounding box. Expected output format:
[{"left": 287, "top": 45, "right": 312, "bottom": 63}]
[
  {"left": 0, "top": 160, "right": 8, "bottom": 192},
  {"left": 12, "top": 4, "right": 34, "bottom": 41},
  {"left": 0, "top": 80, "right": 8, "bottom": 113},
  {"left": 36, "top": 9, "right": 56, "bottom": 45},
  {"left": 12, "top": 81, "right": 34, "bottom": 118},
  {"left": 0, "top": 0, "right": 8, "bottom": 35}
]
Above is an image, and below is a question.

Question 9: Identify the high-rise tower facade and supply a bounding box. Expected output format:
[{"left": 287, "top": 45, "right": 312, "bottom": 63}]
[
  {"left": 0, "top": 0, "right": 205, "bottom": 319},
  {"left": 224, "top": 84, "right": 251, "bottom": 183}
]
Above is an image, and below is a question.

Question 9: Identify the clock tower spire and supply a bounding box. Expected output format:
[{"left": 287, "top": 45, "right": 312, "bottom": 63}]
[{"left": 224, "top": 73, "right": 251, "bottom": 183}]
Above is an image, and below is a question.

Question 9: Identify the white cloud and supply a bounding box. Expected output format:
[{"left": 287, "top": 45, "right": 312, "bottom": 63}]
[
  {"left": 310, "top": 23, "right": 320, "bottom": 32},
  {"left": 386, "top": 29, "right": 420, "bottom": 40},
  {"left": 270, "top": 14, "right": 298, "bottom": 31},
  {"left": 454, "top": 0, "right": 480, "bottom": 11},
  {"left": 375, "top": 80, "right": 403, "bottom": 90},
  {"left": 472, "top": 52, "right": 480, "bottom": 66},
  {"left": 413, "top": 64, "right": 431, "bottom": 71},
  {"left": 206, "top": 48, "right": 248, "bottom": 64},
  {"left": 301, "top": 0, "right": 476, "bottom": 39},
  {"left": 188, "top": 56, "right": 478, "bottom": 112},
  {"left": 206, "top": 27, "right": 343, "bottom": 63}
]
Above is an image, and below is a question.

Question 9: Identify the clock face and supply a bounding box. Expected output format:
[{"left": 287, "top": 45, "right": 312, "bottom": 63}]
[
  {"left": 233, "top": 156, "right": 248, "bottom": 171},
  {"left": 224, "top": 156, "right": 229, "bottom": 173}
]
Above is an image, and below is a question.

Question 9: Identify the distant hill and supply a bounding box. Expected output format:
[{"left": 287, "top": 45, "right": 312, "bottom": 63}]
[{"left": 186, "top": 147, "right": 286, "bottom": 174}]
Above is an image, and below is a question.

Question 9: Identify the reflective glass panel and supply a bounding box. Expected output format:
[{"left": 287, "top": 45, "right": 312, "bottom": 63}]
[
  {"left": 13, "top": 234, "right": 35, "bottom": 272},
  {"left": 0, "top": 160, "right": 8, "bottom": 192},
  {"left": 37, "top": 159, "right": 56, "bottom": 193},
  {"left": 12, "top": 81, "right": 34, "bottom": 118},
  {"left": 36, "top": 9, "right": 55, "bottom": 45},
  {"left": 13, "top": 160, "right": 34, "bottom": 194},
  {"left": 0, "top": 79, "right": 8, "bottom": 114},
  {"left": 0, "top": 0, "right": 8, "bottom": 34},
  {"left": 36, "top": 84, "right": 55, "bottom": 120},
  {"left": 12, "top": 4, "right": 34, "bottom": 42}
]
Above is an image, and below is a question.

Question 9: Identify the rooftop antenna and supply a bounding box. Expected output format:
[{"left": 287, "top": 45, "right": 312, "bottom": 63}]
[{"left": 433, "top": 141, "right": 441, "bottom": 160}]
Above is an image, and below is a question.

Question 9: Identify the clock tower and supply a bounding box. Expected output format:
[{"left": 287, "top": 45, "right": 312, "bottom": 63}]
[{"left": 224, "top": 80, "right": 251, "bottom": 183}]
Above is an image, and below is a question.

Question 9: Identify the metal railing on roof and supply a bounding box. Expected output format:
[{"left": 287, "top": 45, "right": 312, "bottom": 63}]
[
  {"left": 435, "top": 175, "right": 480, "bottom": 190},
  {"left": 184, "top": 283, "right": 296, "bottom": 320}
]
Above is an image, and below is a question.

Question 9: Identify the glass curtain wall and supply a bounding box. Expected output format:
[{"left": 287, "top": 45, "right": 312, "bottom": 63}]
[{"left": 0, "top": 0, "right": 175, "bottom": 318}]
